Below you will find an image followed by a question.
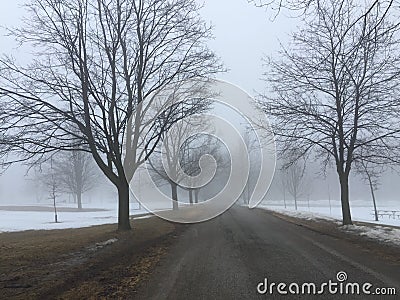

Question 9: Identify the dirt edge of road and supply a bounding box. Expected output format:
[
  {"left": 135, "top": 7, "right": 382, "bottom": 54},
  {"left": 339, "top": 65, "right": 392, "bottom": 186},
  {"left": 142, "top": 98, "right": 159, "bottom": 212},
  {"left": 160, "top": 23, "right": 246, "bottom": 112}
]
[{"left": 0, "top": 216, "right": 187, "bottom": 300}]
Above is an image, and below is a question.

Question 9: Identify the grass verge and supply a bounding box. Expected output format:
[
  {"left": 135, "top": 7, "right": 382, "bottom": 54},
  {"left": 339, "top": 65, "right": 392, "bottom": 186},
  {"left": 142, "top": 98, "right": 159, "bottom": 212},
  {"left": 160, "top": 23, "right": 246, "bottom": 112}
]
[{"left": 0, "top": 216, "right": 183, "bottom": 299}]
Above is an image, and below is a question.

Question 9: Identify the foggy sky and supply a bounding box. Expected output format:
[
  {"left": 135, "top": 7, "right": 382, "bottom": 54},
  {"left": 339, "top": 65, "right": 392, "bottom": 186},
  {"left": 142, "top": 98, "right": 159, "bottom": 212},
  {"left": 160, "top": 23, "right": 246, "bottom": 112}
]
[{"left": 0, "top": 0, "right": 398, "bottom": 205}]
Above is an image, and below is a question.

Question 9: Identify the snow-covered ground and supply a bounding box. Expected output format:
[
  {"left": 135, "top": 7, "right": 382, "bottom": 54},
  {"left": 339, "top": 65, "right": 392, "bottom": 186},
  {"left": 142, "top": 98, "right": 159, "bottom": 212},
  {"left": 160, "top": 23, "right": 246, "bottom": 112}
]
[
  {"left": 260, "top": 200, "right": 400, "bottom": 247},
  {"left": 261, "top": 199, "right": 400, "bottom": 227},
  {"left": 341, "top": 224, "right": 400, "bottom": 247},
  {"left": 0, "top": 202, "right": 153, "bottom": 233}
]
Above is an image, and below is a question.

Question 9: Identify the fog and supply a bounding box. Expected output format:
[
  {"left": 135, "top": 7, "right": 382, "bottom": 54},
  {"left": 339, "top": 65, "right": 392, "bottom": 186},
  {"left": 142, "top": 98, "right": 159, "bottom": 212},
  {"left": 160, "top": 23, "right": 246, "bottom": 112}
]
[
  {"left": 0, "top": 162, "right": 117, "bottom": 205},
  {"left": 0, "top": 0, "right": 398, "bottom": 210}
]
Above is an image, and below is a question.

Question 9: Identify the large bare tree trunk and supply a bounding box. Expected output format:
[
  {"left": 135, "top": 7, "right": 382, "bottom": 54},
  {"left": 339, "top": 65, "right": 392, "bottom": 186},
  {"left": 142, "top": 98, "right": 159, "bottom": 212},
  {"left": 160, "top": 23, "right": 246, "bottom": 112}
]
[
  {"left": 117, "top": 179, "right": 131, "bottom": 231},
  {"left": 339, "top": 174, "right": 353, "bottom": 225}
]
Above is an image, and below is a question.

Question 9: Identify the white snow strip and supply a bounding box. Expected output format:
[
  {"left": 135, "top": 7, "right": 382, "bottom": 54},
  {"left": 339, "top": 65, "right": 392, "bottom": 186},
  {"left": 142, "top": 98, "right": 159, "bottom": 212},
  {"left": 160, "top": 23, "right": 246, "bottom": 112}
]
[
  {"left": 259, "top": 203, "right": 400, "bottom": 227},
  {"left": 260, "top": 205, "right": 400, "bottom": 247},
  {"left": 0, "top": 202, "right": 160, "bottom": 233},
  {"left": 259, "top": 206, "right": 341, "bottom": 224},
  {"left": 133, "top": 215, "right": 154, "bottom": 220}
]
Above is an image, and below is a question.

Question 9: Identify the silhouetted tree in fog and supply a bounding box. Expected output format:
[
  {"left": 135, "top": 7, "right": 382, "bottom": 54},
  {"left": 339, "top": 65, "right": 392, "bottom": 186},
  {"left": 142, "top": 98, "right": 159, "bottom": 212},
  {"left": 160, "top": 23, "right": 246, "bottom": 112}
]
[
  {"left": 0, "top": 0, "right": 221, "bottom": 230},
  {"left": 257, "top": 0, "right": 400, "bottom": 225},
  {"left": 148, "top": 96, "right": 213, "bottom": 210},
  {"left": 50, "top": 150, "right": 98, "bottom": 209},
  {"left": 284, "top": 160, "right": 307, "bottom": 210}
]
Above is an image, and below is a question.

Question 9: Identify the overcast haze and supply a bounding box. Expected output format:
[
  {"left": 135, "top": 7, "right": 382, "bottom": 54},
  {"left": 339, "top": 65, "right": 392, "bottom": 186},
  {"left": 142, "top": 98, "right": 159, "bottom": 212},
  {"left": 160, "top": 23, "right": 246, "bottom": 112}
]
[
  {"left": 0, "top": 0, "right": 297, "bottom": 93},
  {"left": 0, "top": 0, "right": 399, "bottom": 205},
  {"left": 1, "top": 2, "right": 399, "bottom": 297}
]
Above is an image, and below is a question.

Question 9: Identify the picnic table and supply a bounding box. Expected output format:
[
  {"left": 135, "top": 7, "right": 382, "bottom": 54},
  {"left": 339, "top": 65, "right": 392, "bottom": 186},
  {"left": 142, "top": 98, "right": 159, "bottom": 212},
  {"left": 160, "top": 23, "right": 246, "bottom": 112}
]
[{"left": 372, "top": 210, "right": 400, "bottom": 220}]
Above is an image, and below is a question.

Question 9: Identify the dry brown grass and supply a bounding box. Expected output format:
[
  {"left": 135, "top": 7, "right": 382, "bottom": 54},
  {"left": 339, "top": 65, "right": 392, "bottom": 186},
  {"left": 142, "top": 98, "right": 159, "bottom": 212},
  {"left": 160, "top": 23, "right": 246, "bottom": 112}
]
[{"left": 0, "top": 217, "right": 181, "bottom": 299}]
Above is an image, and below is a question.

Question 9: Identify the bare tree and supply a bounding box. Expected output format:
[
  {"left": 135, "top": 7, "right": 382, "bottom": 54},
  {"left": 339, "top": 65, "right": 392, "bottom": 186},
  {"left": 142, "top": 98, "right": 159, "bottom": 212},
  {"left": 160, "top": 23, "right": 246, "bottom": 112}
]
[
  {"left": 38, "top": 158, "right": 60, "bottom": 223},
  {"left": 179, "top": 133, "right": 228, "bottom": 204},
  {"left": 257, "top": 0, "right": 400, "bottom": 225},
  {"left": 0, "top": 0, "right": 221, "bottom": 230},
  {"left": 284, "top": 160, "right": 306, "bottom": 210},
  {"left": 327, "top": 182, "right": 332, "bottom": 215},
  {"left": 148, "top": 106, "right": 212, "bottom": 210},
  {"left": 239, "top": 127, "right": 259, "bottom": 205},
  {"left": 148, "top": 110, "right": 224, "bottom": 210},
  {"left": 51, "top": 150, "right": 98, "bottom": 209},
  {"left": 49, "top": 173, "right": 59, "bottom": 223},
  {"left": 280, "top": 175, "right": 287, "bottom": 209},
  {"left": 356, "top": 159, "right": 383, "bottom": 222},
  {"left": 247, "top": 0, "right": 314, "bottom": 11},
  {"left": 248, "top": 0, "right": 398, "bottom": 20}
]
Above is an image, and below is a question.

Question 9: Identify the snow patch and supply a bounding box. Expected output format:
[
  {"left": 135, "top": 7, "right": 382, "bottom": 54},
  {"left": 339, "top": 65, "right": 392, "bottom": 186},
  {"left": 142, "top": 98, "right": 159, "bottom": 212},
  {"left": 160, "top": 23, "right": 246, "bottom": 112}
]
[
  {"left": 260, "top": 205, "right": 400, "bottom": 247},
  {"left": 340, "top": 225, "right": 400, "bottom": 247},
  {"left": 260, "top": 202, "right": 400, "bottom": 227},
  {"left": 0, "top": 202, "right": 150, "bottom": 232},
  {"left": 261, "top": 207, "right": 341, "bottom": 224},
  {"left": 88, "top": 238, "right": 118, "bottom": 251},
  {"left": 133, "top": 215, "right": 154, "bottom": 220}
]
